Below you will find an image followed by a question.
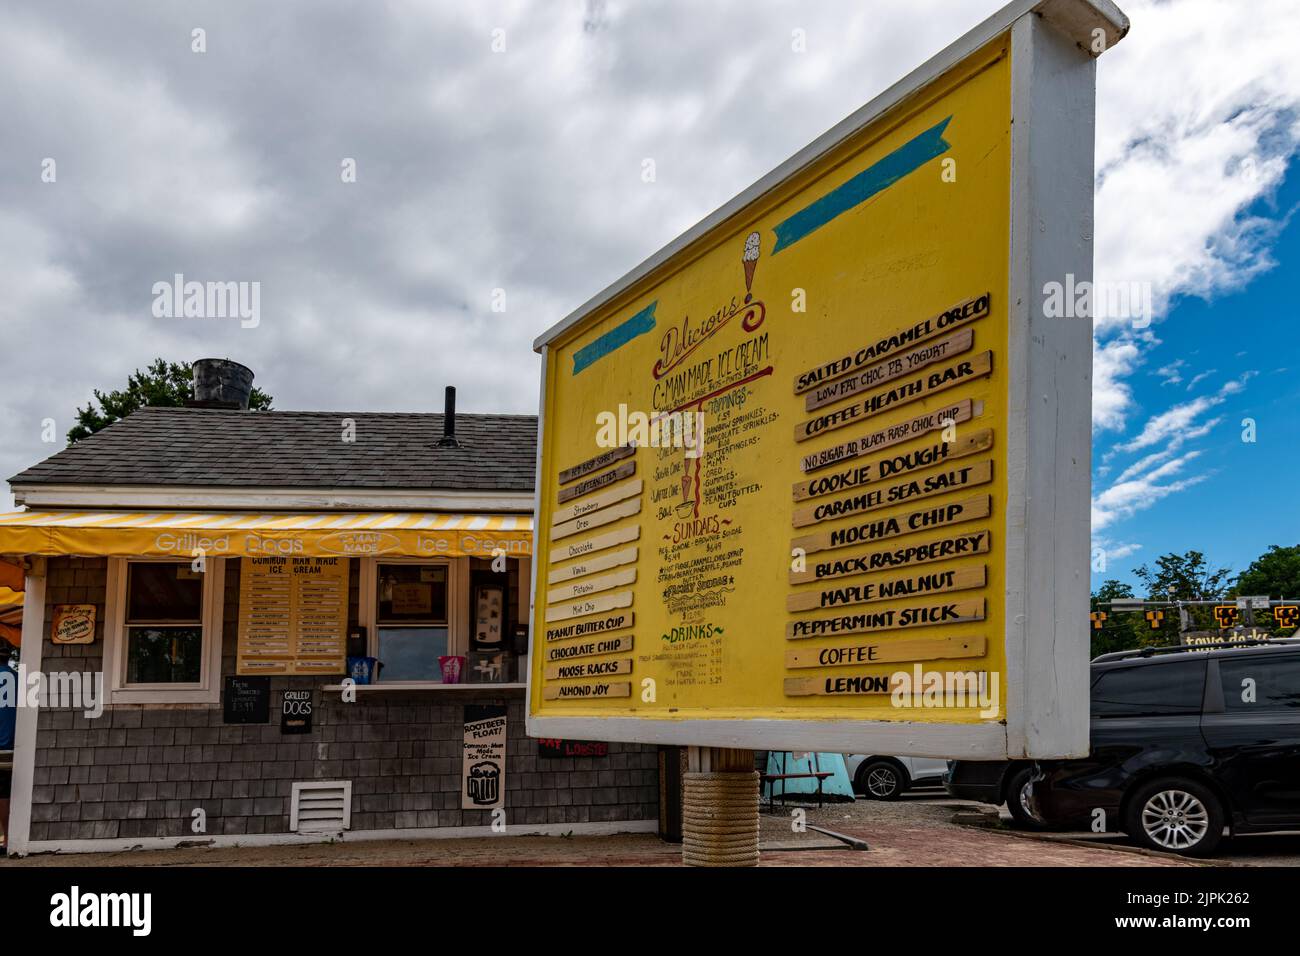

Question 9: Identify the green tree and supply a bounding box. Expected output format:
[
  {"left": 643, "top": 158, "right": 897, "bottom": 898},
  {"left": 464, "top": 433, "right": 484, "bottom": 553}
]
[
  {"left": 1094, "top": 579, "right": 1134, "bottom": 602},
  {"left": 1134, "top": 550, "right": 1234, "bottom": 600},
  {"left": 1134, "top": 550, "right": 1235, "bottom": 634},
  {"left": 1232, "top": 544, "right": 1300, "bottom": 636},
  {"left": 1090, "top": 579, "right": 1153, "bottom": 657},
  {"left": 68, "top": 358, "right": 273, "bottom": 443},
  {"left": 1233, "top": 544, "right": 1300, "bottom": 600}
]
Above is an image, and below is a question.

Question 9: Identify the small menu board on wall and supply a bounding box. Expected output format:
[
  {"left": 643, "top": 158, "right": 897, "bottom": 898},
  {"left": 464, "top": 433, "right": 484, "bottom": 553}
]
[
  {"left": 461, "top": 705, "right": 507, "bottom": 811},
  {"left": 51, "top": 604, "right": 96, "bottom": 645},
  {"left": 237, "top": 557, "right": 349, "bottom": 675},
  {"left": 224, "top": 676, "right": 271, "bottom": 724}
]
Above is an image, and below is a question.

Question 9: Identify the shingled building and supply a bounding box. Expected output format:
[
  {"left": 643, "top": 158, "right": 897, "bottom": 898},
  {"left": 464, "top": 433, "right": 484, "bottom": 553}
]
[{"left": 0, "top": 361, "right": 658, "bottom": 855}]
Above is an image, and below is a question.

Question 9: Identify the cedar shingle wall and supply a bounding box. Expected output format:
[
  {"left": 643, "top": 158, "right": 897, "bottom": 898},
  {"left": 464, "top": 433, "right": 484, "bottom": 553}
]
[{"left": 27, "top": 557, "right": 657, "bottom": 844}]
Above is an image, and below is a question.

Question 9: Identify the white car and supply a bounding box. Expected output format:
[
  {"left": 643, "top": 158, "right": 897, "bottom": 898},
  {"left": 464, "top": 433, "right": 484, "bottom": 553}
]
[{"left": 843, "top": 754, "right": 949, "bottom": 800}]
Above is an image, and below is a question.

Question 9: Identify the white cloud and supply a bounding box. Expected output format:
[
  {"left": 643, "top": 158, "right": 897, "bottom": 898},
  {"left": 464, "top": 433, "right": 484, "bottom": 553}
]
[
  {"left": 1112, "top": 416, "right": 1222, "bottom": 483},
  {"left": 1113, "top": 374, "right": 1252, "bottom": 455},
  {"left": 1093, "top": 336, "right": 1144, "bottom": 432},
  {"left": 1153, "top": 359, "right": 1185, "bottom": 386},
  {"left": 1106, "top": 542, "right": 1143, "bottom": 562},
  {"left": 1092, "top": 452, "right": 1208, "bottom": 532}
]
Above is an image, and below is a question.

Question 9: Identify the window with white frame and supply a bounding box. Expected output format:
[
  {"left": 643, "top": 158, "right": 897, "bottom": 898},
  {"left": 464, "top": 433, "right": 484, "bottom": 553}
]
[
  {"left": 374, "top": 562, "right": 453, "bottom": 681},
  {"left": 105, "top": 557, "right": 224, "bottom": 703},
  {"left": 124, "top": 562, "right": 204, "bottom": 683}
]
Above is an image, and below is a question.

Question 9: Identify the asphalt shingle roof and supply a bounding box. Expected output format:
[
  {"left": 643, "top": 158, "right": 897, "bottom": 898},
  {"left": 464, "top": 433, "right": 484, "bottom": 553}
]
[{"left": 9, "top": 406, "right": 538, "bottom": 492}]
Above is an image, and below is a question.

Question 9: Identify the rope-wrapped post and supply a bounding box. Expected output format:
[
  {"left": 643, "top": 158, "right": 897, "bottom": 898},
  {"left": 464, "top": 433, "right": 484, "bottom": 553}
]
[{"left": 682, "top": 747, "right": 759, "bottom": 867}]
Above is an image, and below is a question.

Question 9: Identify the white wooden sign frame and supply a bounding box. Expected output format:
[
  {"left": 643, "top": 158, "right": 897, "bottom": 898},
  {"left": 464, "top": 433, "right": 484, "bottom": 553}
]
[{"left": 527, "top": 0, "right": 1127, "bottom": 759}]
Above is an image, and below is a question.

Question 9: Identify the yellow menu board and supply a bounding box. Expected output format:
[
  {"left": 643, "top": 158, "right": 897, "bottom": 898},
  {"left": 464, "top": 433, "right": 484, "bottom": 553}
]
[
  {"left": 237, "top": 556, "right": 348, "bottom": 675},
  {"left": 528, "top": 3, "right": 1121, "bottom": 758}
]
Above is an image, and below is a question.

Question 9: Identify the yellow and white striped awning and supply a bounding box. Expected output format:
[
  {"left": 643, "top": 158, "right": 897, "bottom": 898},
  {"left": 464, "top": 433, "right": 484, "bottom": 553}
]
[
  {"left": 0, "top": 510, "right": 532, "bottom": 559},
  {"left": 0, "top": 585, "right": 23, "bottom": 645}
]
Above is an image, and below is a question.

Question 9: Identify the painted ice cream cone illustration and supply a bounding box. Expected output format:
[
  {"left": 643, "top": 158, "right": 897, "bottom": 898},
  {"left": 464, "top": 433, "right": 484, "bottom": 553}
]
[{"left": 742, "top": 231, "right": 761, "bottom": 302}]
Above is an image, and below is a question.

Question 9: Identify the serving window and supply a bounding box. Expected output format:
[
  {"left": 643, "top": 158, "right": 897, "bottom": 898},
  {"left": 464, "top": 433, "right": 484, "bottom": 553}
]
[{"left": 356, "top": 555, "right": 530, "bottom": 686}]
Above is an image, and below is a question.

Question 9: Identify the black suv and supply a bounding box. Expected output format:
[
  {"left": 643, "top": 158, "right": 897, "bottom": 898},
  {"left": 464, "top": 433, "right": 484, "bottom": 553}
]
[{"left": 1029, "top": 639, "right": 1300, "bottom": 856}]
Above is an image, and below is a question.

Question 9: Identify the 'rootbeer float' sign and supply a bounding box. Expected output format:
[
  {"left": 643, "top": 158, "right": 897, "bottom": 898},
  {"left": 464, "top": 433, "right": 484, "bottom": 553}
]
[{"left": 528, "top": 0, "right": 1115, "bottom": 758}]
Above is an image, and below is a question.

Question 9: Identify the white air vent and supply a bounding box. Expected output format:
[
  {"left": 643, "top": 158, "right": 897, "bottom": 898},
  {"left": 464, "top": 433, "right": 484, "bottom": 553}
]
[{"left": 290, "top": 781, "right": 352, "bottom": 834}]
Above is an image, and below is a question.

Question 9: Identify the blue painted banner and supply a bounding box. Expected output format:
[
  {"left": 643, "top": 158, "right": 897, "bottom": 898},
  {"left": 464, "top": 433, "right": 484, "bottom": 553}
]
[
  {"left": 772, "top": 116, "right": 953, "bottom": 253},
  {"left": 572, "top": 300, "right": 658, "bottom": 375}
]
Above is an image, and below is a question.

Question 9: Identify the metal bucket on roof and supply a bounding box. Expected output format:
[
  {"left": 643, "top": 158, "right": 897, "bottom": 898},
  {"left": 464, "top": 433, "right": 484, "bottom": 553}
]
[{"left": 192, "top": 358, "right": 254, "bottom": 410}]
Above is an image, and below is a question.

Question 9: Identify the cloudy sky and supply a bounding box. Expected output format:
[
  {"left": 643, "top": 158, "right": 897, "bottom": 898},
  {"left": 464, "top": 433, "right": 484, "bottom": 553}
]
[{"left": 2, "top": 0, "right": 1297, "bottom": 589}]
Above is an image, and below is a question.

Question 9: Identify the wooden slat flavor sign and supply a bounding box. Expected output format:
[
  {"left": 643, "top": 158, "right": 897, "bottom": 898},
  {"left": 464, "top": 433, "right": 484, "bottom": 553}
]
[
  {"left": 787, "top": 565, "right": 987, "bottom": 613},
  {"left": 792, "top": 430, "right": 993, "bottom": 502},
  {"left": 543, "top": 680, "right": 632, "bottom": 701},
  {"left": 551, "top": 498, "right": 642, "bottom": 541},
  {"left": 236, "top": 557, "right": 348, "bottom": 675},
  {"left": 544, "top": 589, "right": 634, "bottom": 623},
  {"left": 545, "top": 633, "right": 634, "bottom": 663},
  {"left": 792, "top": 294, "right": 991, "bottom": 396},
  {"left": 790, "top": 529, "right": 992, "bottom": 585},
  {"left": 791, "top": 494, "right": 991, "bottom": 556},
  {"left": 551, "top": 479, "right": 643, "bottom": 525},
  {"left": 785, "top": 634, "right": 987, "bottom": 669},
  {"left": 558, "top": 445, "right": 636, "bottom": 485},
  {"left": 799, "top": 399, "right": 979, "bottom": 473},
  {"left": 547, "top": 546, "right": 638, "bottom": 585},
  {"left": 786, "top": 598, "right": 985, "bottom": 640},
  {"left": 546, "top": 567, "right": 636, "bottom": 604},
  {"left": 557, "top": 460, "right": 636, "bottom": 504},
  {"left": 544, "top": 657, "right": 634, "bottom": 680},
  {"left": 795, "top": 351, "right": 992, "bottom": 441},
  {"left": 785, "top": 669, "right": 994, "bottom": 697},
  {"left": 549, "top": 524, "right": 640, "bottom": 564},
  {"left": 542, "top": 442, "right": 642, "bottom": 703},
  {"left": 791, "top": 461, "right": 992, "bottom": 528},
  {"left": 544, "top": 610, "right": 635, "bottom": 642},
  {"left": 801, "top": 328, "right": 974, "bottom": 414}
]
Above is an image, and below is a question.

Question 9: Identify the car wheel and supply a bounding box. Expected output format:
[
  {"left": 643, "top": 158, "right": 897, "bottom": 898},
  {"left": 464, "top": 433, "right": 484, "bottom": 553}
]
[
  {"left": 1124, "top": 777, "right": 1225, "bottom": 857},
  {"left": 858, "top": 760, "right": 906, "bottom": 800},
  {"left": 1004, "top": 766, "right": 1049, "bottom": 831}
]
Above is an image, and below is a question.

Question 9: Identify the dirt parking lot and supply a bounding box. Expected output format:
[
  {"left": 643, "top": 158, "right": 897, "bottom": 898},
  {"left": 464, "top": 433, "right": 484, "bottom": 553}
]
[{"left": 2, "top": 794, "right": 1204, "bottom": 868}]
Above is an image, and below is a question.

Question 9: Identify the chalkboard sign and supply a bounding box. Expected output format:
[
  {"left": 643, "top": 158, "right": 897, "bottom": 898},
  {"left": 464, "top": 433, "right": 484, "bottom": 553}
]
[
  {"left": 281, "top": 689, "right": 313, "bottom": 734},
  {"left": 224, "top": 676, "right": 271, "bottom": 724},
  {"left": 538, "top": 738, "right": 609, "bottom": 759}
]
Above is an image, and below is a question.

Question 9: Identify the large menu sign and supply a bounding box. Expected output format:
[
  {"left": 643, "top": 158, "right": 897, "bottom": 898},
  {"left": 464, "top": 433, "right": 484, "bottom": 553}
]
[
  {"left": 527, "top": 0, "right": 1124, "bottom": 758},
  {"left": 236, "top": 556, "right": 348, "bottom": 675}
]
